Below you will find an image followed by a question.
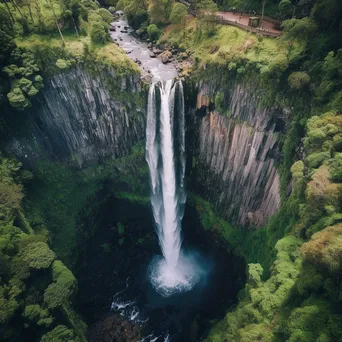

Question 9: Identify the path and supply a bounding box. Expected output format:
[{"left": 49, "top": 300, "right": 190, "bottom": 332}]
[{"left": 216, "top": 11, "right": 281, "bottom": 35}]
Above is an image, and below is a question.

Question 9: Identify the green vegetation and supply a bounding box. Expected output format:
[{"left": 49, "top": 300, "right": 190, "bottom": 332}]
[
  {"left": 205, "top": 111, "right": 342, "bottom": 341},
  {"left": 147, "top": 24, "right": 160, "bottom": 41},
  {"left": 0, "top": 155, "right": 86, "bottom": 342},
  {"left": 169, "top": 3, "right": 188, "bottom": 25},
  {"left": 0, "top": 0, "right": 139, "bottom": 111},
  {"left": 25, "top": 143, "right": 148, "bottom": 267}
]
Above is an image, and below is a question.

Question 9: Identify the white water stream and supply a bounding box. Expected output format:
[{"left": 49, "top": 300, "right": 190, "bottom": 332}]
[{"left": 146, "top": 80, "right": 199, "bottom": 297}]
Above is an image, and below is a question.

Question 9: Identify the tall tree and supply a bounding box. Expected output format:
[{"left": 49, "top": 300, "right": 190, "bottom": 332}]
[{"left": 47, "top": 0, "right": 65, "bottom": 44}]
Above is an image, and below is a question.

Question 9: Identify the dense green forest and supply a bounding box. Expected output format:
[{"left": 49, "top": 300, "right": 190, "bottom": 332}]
[{"left": 0, "top": 0, "right": 342, "bottom": 341}]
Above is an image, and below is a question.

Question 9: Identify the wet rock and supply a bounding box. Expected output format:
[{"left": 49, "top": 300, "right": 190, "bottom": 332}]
[
  {"left": 152, "top": 48, "right": 162, "bottom": 55},
  {"left": 89, "top": 314, "right": 142, "bottom": 342},
  {"left": 141, "top": 74, "right": 153, "bottom": 83},
  {"left": 147, "top": 43, "right": 153, "bottom": 49},
  {"left": 149, "top": 52, "right": 156, "bottom": 58},
  {"left": 160, "top": 51, "right": 172, "bottom": 64}
]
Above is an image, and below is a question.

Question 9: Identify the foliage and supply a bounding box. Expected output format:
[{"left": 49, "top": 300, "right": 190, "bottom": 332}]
[
  {"left": 288, "top": 71, "right": 310, "bottom": 90},
  {"left": 0, "top": 158, "right": 23, "bottom": 223},
  {"left": 195, "top": 0, "right": 218, "bottom": 13},
  {"left": 148, "top": 0, "right": 172, "bottom": 25},
  {"left": 315, "top": 50, "right": 342, "bottom": 112},
  {"left": 278, "top": 0, "right": 292, "bottom": 18},
  {"left": 23, "top": 304, "right": 54, "bottom": 326},
  {"left": 41, "top": 325, "right": 78, "bottom": 342},
  {"left": 301, "top": 224, "right": 342, "bottom": 274},
  {"left": 169, "top": 3, "right": 187, "bottom": 25},
  {"left": 0, "top": 156, "right": 85, "bottom": 341},
  {"left": 147, "top": 24, "right": 160, "bottom": 41},
  {"left": 206, "top": 109, "right": 342, "bottom": 341},
  {"left": 123, "top": 0, "right": 149, "bottom": 29},
  {"left": 21, "top": 241, "right": 55, "bottom": 269},
  {"left": 44, "top": 260, "right": 76, "bottom": 309},
  {"left": 3, "top": 48, "right": 44, "bottom": 109},
  {"left": 281, "top": 17, "right": 317, "bottom": 59},
  {"left": 90, "top": 21, "right": 109, "bottom": 44},
  {"left": 97, "top": 8, "right": 113, "bottom": 24}
]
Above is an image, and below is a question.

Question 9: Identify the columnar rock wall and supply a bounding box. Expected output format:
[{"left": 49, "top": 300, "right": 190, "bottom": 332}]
[
  {"left": 191, "top": 81, "right": 286, "bottom": 227},
  {"left": 5, "top": 66, "right": 146, "bottom": 167}
]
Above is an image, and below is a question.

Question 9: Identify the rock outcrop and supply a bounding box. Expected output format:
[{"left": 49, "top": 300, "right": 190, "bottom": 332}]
[
  {"left": 189, "top": 80, "right": 287, "bottom": 227},
  {"left": 5, "top": 66, "right": 147, "bottom": 167}
]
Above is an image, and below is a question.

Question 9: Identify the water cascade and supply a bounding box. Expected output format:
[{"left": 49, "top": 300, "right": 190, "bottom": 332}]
[{"left": 146, "top": 79, "right": 200, "bottom": 297}]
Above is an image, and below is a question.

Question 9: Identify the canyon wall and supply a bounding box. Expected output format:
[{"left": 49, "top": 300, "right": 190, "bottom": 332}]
[
  {"left": 5, "top": 66, "right": 147, "bottom": 167},
  {"left": 189, "top": 79, "right": 287, "bottom": 227}
]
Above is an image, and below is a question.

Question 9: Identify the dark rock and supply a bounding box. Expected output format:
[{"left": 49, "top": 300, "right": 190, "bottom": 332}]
[
  {"left": 89, "top": 314, "right": 142, "bottom": 342},
  {"left": 152, "top": 48, "right": 162, "bottom": 55},
  {"left": 5, "top": 66, "right": 146, "bottom": 168},
  {"left": 141, "top": 74, "right": 153, "bottom": 83}
]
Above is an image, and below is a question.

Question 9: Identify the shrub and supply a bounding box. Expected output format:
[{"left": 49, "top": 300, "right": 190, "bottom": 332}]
[
  {"left": 90, "top": 22, "right": 108, "bottom": 44},
  {"left": 301, "top": 224, "right": 342, "bottom": 274},
  {"left": 149, "top": 0, "right": 172, "bottom": 25},
  {"left": 147, "top": 24, "right": 160, "bottom": 41},
  {"left": 41, "top": 325, "right": 76, "bottom": 342},
  {"left": 98, "top": 8, "right": 113, "bottom": 24},
  {"left": 170, "top": 3, "right": 187, "bottom": 25},
  {"left": 21, "top": 242, "right": 55, "bottom": 269},
  {"left": 288, "top": 72, "right": 311, "bottom": 90},
  {"left": 127, "top": 9, "right": 148, "bottom": 29},
  {"left": 44, "top": 260, "right": 76, "bottom": 309}
]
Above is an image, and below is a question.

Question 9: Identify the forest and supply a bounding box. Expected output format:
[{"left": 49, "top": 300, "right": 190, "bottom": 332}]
[{"left": 0, "top": 0, "right": 342, "bottom": 341}]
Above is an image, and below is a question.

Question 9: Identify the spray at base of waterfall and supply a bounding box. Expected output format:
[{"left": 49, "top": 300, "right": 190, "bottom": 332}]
[{"left": 148, "top": 251, "right": 209, "bottom": 297}]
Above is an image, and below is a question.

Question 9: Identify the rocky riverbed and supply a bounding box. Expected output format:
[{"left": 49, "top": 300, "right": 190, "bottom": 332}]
[{"left": 110, "top": 15, "right": 194, "bottom": 82}]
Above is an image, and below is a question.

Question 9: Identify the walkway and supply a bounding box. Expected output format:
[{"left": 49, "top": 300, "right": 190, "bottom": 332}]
[
  {"left": 178, "top": 0, "right": 283, "bottom": 38},
  {"left": 216, "top": 11, "right": 281, "bottom": 36}
]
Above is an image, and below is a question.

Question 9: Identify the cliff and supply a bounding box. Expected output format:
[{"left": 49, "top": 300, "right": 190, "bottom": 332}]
[
  {"left": 189, "top": 79, "right": 287, "bottom": 227},
  {"left": 4, "top": 66, "right": 147, "bottom": 167}
]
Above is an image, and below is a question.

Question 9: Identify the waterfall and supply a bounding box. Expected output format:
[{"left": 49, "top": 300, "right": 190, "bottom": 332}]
[{"left": 146, "top": 79, "right": 199, "bottom": 297}]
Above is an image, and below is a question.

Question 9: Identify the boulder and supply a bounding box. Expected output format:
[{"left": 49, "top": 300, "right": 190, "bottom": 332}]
[
  {"left": 141, "top": 74, "right": 153, "bottom": 83},
  {"left": 152, "top": 48, "right": 162, "bottom": 55},
  {"left": 160, "top": 51, "right": 172, "bottom": 64}
]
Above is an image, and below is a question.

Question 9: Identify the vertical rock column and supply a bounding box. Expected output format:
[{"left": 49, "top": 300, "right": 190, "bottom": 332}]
[{"left": 191, "top": 83, "right": 284, "bottom": 227}]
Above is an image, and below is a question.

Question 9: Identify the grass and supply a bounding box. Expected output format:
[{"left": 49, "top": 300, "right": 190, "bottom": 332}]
[
  {"left": 161, "top": 17, "right": 303, "bottom": 71},
  {"left": 8, "top": 0, "right": 139, "bottom": 74},
  {"left": 15, "top": 29, "right": 139, "bottom": 73}
]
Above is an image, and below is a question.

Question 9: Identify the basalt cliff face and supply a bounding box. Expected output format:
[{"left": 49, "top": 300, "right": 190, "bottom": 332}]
[
  {"left": 188, "top": 79, "right": 288, "bottom": 228},
  {"left": 5, "top": 66, "right": 147, "bottom": 167},
  {"left": 4, "top": 62, "right": 286, "bottom": 229}
]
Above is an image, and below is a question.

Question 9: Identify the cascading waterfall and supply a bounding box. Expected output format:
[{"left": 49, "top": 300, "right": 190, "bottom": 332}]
[{"left": 146, "top": 79, "right": 199, "bottom": 297}]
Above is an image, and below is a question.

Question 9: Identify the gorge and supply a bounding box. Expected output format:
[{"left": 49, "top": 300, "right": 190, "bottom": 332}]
[{"left": 1, "top": 1, "right": 342, "bottom": 341}]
